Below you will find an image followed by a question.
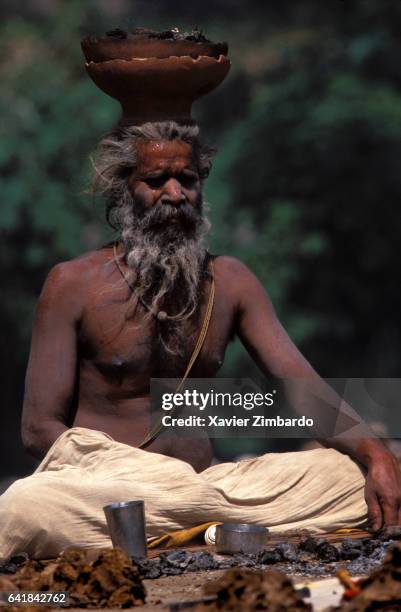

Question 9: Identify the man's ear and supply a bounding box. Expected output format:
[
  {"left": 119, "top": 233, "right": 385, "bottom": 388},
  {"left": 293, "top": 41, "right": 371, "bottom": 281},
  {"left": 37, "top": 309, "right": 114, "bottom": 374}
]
[{"left": 199, "top": 168, "right": 210, "bottom": 181}]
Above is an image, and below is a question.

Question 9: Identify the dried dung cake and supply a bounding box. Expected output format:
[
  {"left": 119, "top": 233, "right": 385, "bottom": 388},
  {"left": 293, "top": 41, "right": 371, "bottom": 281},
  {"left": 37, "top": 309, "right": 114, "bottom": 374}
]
[
  {"left": 0, "top": 548, "right": 146, "bottom": 608},
  {"left": 194, "top": 568, "right": 311, "bottom": 611}
]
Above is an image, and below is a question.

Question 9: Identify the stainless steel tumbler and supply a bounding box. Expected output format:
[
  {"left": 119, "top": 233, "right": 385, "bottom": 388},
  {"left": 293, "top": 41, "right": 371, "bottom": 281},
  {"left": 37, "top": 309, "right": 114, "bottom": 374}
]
[
  {"left": 103, "top": 500, "right": 147, "bottom": 558},
  {"left": 215, "top": 523, "right": 269, "bottom": 554}
]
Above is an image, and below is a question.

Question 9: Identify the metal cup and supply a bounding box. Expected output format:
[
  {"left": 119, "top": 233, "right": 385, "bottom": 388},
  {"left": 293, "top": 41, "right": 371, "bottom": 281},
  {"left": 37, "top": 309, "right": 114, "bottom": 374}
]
[
  {"left": 103, "top": 500, "right": 147, "bottom": 558},
  {"left": 215, "top": 522, "right": 269, "bottom": 555}
]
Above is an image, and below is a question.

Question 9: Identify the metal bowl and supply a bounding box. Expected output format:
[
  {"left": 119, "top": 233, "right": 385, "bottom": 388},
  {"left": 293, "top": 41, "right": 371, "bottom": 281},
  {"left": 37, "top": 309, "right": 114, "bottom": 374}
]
[{"left": 215, "top": 523, "right": 269, "bottom": 555}]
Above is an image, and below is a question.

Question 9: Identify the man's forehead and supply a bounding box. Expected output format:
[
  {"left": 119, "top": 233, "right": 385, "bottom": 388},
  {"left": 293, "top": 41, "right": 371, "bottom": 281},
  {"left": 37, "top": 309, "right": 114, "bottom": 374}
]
[{"left": 135, "top": 139, "right": 196, "bottom": 173}]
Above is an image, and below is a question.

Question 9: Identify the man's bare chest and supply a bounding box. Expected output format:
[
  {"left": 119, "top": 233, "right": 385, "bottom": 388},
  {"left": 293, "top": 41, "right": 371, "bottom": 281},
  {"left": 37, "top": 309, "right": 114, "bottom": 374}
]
[{"left": 77, "top": 284, "right": 236, "bottom": 383}]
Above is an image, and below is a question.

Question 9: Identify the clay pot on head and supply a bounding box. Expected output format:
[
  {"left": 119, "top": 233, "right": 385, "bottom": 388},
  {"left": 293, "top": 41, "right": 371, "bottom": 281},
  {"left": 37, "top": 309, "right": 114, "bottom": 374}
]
[{"left": 82, "top": 32, "right": 230, "bottom": 125}]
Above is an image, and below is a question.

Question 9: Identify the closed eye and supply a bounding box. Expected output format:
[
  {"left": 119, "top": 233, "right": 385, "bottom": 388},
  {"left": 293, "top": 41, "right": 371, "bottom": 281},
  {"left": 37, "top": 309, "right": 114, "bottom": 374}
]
[
  {"left": 145, "top": 175, "right": 166, "bottom": 189},
  {"left": 144, "top": 172, "right": 199, "bottom": 190},
  {"left": 179, "top": 173, "right": 198, "bottom": 188}
]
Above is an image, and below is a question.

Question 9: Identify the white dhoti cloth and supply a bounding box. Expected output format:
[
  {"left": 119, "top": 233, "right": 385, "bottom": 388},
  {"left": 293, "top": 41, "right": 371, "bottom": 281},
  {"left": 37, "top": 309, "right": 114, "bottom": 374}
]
[{"left": 0, "top": 427, "right": 368, "bottom": 560}]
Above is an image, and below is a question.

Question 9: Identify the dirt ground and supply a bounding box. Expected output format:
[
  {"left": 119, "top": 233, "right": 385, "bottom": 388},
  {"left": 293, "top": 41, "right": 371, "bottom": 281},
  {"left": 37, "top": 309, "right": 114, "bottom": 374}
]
[
  {"left": 1, "top": 532, "right": 374, "bottom": 610},
  {"left": 65, "top": 571, "right": 331, "bottom": 611},
  {"left": 124, "top": 531, "right": 375, "bottom": 610},
  {"left": 143, "top": 570, "right": 337, "bottom": 610},
  {"left": 143, "top": 569, "right": 227, "bottom": 610}
]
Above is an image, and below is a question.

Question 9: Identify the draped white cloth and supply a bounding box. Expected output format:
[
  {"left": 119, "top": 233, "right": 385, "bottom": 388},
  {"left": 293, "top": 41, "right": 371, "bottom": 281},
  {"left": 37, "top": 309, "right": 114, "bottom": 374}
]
[{"left": 0, "top": 428, "right": 368, "bottom": 560}]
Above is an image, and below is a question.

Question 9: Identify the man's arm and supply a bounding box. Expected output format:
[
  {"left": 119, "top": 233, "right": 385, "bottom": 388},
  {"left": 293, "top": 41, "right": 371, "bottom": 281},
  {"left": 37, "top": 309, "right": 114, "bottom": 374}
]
[
  {"left": 228, "top": 257, "right": 401, "bottom": 529},
  {"left": 22, "top": 262, "right": 82, "bottom": 459}
]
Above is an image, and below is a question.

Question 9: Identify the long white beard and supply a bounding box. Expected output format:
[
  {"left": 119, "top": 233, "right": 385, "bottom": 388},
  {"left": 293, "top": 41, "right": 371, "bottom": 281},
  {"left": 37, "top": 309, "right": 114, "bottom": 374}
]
[{"left": 118, "top": 195, "right": 211, "bottom": 355}]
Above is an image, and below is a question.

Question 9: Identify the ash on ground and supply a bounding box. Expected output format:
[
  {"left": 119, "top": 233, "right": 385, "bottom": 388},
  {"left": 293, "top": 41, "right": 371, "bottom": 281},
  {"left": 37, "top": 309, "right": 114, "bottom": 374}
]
[
  {"left": 134, "top": 528, "right": 401, "bottom": 580},
  {"left": 1, "top": 529, "right": 401, "bottom": 590},
  {"left": 330, "top": 542, "right": 401, "bottom": 611}
]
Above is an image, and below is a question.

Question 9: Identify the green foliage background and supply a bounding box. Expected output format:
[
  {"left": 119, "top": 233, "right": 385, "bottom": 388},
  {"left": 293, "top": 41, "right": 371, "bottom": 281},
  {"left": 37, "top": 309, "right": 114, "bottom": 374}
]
[{"left": 1, "top": 0, "right": 401, "bottom": 475}]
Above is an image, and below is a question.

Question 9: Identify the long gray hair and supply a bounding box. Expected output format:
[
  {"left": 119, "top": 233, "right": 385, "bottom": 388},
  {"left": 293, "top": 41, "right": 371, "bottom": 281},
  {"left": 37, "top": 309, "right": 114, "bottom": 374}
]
[{"left": 91, "top": 121, "right": 215, "bottom": 358}]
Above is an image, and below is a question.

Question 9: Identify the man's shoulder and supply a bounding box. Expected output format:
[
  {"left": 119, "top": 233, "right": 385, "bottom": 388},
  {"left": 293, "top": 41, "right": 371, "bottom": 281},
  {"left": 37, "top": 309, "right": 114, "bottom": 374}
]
[
  {"left": 212, "top": 255, "right": 255, "bottom": 281},
  {"left": 212, "top": 255, "right": 269, "bottom": 307},
  {"left": 211, "top": 256, "right": 261, "bottom": 308},
  {"left": 42, "top": 246, "right": 114, "bottom": 297}
]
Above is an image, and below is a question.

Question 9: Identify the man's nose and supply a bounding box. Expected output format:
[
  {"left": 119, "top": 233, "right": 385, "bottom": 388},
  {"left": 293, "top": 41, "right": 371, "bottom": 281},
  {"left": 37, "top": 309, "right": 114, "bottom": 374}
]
[{"left": 161, "top": 178, "right": 185, "bottom": 206}]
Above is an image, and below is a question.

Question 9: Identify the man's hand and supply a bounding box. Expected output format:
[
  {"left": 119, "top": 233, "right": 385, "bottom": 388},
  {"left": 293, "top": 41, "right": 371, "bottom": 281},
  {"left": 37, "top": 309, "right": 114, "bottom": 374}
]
[
  {"left": 230, "top": 258, "right": 401, "bottom": 530},
  {"left": 364, "top": 450, "right": 401, "bottom": 531}
]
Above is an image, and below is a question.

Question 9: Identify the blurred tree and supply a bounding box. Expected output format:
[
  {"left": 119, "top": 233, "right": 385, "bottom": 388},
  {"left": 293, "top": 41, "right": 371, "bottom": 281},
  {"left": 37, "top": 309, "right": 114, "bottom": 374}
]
[
  {"left": 0, "top": 1, "right": 119, "bottom": 475},
  {"left": 201, "top": 0, "right": 401, "bottom": 379}
]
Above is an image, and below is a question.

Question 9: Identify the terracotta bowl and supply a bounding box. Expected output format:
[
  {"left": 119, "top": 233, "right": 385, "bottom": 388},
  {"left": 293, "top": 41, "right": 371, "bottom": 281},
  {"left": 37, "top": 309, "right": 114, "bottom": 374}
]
[{"left": 85, "top": 54, "right": 231, "bottom": 125}]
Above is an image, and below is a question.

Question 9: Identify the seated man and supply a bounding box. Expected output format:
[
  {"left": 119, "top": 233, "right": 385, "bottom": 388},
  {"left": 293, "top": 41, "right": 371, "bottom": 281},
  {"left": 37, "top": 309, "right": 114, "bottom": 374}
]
[{"left": 1, "top": 121, "right": 400, "bottom": 560}]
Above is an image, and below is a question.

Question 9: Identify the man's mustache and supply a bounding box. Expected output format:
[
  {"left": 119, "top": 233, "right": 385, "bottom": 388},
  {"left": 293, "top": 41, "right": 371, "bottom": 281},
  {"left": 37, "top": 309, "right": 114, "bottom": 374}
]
[{"left": 136, "top": 201, "right": 202, "bottom": 233}]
